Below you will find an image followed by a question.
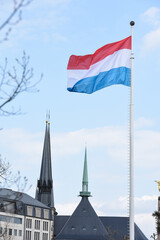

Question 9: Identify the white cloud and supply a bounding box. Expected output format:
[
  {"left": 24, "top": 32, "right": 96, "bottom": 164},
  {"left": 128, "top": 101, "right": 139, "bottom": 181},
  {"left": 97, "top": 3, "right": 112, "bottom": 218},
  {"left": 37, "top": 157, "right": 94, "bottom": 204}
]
[
  {"left": 0, "top": 128, "right": 43, "bottom": 172},
  {"left": 0, "top": 128, "right": 42, "bottom": 155},
  {"left": 135, "top": 117, "right": 154, "bottom": 129},
  {"left": 0, "top": 0, "right": 71, "bottom": 47},
  {"left": 1, "top": 117, "right": 160, "bottom": 170},
  {"left": 135, "top": 213, "right": 155, "bottom": 238},
  {"left": 141, "top": 7, "right": 160, "bottom": 55},
  {"left": 141, "top": 27, "right": 160, "bottom": 55},
  {"left": 135, "top": 129, "right": 160, "bottom": 167},
  {"left": 56, "top": 202, "right": 78, "bottom": 215},
  {"left": 142, "top": 7, "right": 160, "bottom": 27},
  {"left": 135, "top": 195, "right": 158, "bottom": 201},
  {"left": 52, "top": 126, "right": 128, "bottom": 161}
]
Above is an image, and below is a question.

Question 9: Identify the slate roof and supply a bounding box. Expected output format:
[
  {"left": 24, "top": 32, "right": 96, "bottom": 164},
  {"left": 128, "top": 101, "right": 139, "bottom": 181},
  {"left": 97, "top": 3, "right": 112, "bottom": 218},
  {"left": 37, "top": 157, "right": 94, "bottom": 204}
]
[
  {"left": 54, "top": 215, "right": 148, "bottom": 240},
  {"left": 100, "top": 217, "right": 148, "bottom": 240},
  {"left": 55, "top": 196, "right": 108, "bottom": 240},
  {"left": 0, "top": 188, "right": 50, "bottom": 208},
  {"left": 54, "top": 149, "right": 148, "bottom": 240}
]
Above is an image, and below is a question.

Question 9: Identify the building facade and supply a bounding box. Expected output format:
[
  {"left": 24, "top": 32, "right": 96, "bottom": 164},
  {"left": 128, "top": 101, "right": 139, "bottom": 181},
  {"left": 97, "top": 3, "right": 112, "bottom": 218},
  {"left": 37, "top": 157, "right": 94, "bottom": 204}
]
[{"left": 0, "top": 189, "right": 53, "bottom": 240}]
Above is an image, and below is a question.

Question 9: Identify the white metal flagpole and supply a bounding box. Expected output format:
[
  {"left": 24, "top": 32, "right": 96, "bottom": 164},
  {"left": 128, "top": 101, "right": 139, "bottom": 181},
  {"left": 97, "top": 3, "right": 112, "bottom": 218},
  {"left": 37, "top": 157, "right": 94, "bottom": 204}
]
[{"left": 129, "top": 20, "right": 135, "bottom": 240}]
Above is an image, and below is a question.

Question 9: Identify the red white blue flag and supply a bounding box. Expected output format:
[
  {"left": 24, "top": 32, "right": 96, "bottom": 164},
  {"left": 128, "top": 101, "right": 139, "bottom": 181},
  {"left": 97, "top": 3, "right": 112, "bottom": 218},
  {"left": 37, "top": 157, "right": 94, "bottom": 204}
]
[{"left": 67, "top": 36, "right": 131, "bottom": 94}]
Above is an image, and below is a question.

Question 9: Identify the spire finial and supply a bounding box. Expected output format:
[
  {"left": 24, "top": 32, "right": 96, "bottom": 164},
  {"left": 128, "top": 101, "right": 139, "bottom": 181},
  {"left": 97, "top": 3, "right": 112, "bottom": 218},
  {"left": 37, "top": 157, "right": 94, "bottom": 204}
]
[
  {"left": 79, "top": 146, "right": 91, "bottom": 197},
  {"left": 46, "top": 110, "right": 50, "bottom": 124}
]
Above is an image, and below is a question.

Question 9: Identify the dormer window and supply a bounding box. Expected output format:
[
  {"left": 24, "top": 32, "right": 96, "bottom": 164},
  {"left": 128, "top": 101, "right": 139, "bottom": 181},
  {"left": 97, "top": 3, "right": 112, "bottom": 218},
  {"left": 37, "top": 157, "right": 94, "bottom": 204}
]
[
  {"left": 44, "top": 209, "right": 49, "bottom": 219},
  {"left": 4, "top": 201, "right": 15, "bottom": 213},
  {"left": 27, "top": 206, "right": 33, "bottom": 216},
  {"left": 35, "top": 208, "right": 41, "bottom": 218}
]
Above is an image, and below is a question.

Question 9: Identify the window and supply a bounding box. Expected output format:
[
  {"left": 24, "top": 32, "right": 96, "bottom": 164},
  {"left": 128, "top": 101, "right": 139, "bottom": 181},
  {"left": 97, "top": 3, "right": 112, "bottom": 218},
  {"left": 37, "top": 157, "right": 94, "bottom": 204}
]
[
  {"left": 42, "top": 233, "right": 48, "bottom": 240},
  {"left": 27, "top": 206, "right": 33, "bottom": 216},
  {"left": 35, "top": 220, "right": 40, "bottom": 230},
  {"left": 26, "top": 230, "right": 31, "bottom": 240},
  {"left": 34, "top": 231, "right": 40, "bottom": 240},
  {"left": 26, "top": 218, "right": 32, "bottom": 229},
  {"left": 0, "top": 215, "right": 22, "bottom": 224},
  {"left": 4, "top": 201, "right": 15, "bottom": 214},
  {"left": 43, "top": 221, "right": 48, "bottom": 231},
  {"left": 19, "top": 230, "right": 22, "bottom": 236},
  {"left": 43, "top": 209, "right": 49, "bottom": 219},
  {"left": 14, "top": 229, "right": 17, "bottom": 236},
  {"left": 35, "top": 208, "right": 41, "bottom": 218},
  {"left": 9, "top": 229, "right": 12, "bottom": 236}
]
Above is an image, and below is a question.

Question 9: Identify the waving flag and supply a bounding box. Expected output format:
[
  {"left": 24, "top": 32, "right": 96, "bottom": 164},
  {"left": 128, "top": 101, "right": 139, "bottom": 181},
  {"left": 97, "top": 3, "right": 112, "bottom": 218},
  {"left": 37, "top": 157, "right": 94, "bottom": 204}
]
[{"left": 67, "top": 36, "right": 131, "bottom": 94}]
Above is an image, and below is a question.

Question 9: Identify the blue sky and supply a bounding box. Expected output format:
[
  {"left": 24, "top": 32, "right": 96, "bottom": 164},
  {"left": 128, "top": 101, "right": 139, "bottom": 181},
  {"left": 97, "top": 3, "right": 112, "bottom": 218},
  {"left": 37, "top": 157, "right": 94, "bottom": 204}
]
[{"left": 1, "top": 0, "right": 160, "bottom": 238}]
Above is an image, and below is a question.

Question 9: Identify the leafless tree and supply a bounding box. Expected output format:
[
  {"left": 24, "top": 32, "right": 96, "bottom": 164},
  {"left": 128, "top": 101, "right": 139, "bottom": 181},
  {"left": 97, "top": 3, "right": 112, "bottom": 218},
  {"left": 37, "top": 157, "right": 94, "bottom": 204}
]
[
  {"left": 0, "top": 221, "right": 13, "bottom": 240},
  {"left": 0, "top": 0, "right": 33, "bottom": 42},
  {"left": 0, "top": 0, "right": 42, "bottom": 116},
  {"left": 0, "top": 1, "right": 37, "bottom": 190},
  {"left": 0, "top": 156, "right": 10, "bottom": 180},
  {"left": 106, "top": 226, "right": 118, "bottom": 240},
  {"left": 0, "top": 52, "right": 42, "bottom": 116},
  {"left": 0, "top": 155, "right": 31, "bottom": 192}
]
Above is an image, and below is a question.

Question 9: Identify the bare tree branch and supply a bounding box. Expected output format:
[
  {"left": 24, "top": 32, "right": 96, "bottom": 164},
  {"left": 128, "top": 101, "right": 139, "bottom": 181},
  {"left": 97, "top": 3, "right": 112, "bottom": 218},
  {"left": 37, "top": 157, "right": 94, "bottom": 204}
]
[
  {"left": 0, "top": 52, "right": 42, "bottom": 116},
  {"left": 0, "top": 0, "right": 35, "bottom": 196},
  {"left": 0, "top": 0, "right": 43, "bottom": 116},
  {"left": 0, "top": 155, "right": 31, "bottom": 193},
  {"left": 0, "top": 156, "right": 10, "bottom": 180},
  {"left": 0, "top": 0, "right": 33, "bottom": 42}
]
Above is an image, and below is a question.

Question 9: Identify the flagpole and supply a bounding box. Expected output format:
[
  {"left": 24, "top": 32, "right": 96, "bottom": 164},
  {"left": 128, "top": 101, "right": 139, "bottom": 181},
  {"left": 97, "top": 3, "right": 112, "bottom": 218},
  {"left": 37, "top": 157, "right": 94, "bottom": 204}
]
[{"left": 129, "top": 20, "right": 135, "bottom": 240}]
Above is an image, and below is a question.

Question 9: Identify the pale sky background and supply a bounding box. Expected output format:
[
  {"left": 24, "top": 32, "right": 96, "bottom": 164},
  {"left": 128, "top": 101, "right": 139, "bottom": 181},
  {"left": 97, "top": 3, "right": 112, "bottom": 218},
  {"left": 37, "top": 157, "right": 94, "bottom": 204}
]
[{"left": 1, "top": 0, "right": 160, "bottom": 238}]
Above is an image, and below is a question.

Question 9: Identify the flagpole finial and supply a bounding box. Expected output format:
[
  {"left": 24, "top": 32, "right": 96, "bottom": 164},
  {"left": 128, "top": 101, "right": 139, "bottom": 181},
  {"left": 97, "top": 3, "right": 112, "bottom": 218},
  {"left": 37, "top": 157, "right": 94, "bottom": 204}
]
[{"left": 130, "top": 21, "right": 135, "bottom": 26}]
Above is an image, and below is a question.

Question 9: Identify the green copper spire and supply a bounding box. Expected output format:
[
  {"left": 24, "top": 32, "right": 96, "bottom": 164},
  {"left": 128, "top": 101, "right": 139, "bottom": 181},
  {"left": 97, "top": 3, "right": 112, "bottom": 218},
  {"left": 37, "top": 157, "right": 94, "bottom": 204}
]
[{"left": 79, "top": 147, "right": 91, "bottom": 197}]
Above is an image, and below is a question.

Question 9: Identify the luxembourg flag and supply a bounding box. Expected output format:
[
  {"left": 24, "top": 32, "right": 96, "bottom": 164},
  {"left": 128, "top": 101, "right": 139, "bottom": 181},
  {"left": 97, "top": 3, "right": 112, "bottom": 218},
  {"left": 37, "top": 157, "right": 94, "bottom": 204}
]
[{"left": 67, "top": 36, "right": 131, "bottom": 94}]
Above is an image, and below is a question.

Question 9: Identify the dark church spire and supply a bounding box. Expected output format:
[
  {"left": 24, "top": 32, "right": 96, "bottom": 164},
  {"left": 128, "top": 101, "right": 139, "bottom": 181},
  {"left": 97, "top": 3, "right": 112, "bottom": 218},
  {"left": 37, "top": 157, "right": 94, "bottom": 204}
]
[{"left": 35, "top": 118, "right": 54, "bottom": 209}]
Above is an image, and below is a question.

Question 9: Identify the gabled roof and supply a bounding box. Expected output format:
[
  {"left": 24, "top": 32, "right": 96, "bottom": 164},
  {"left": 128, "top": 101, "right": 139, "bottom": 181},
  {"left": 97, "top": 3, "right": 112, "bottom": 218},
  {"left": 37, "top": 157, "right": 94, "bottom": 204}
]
[
  {"left": 54, "top": 215, "right": 148, "bottom": 240},
  {"left": 55, "top": 196, "right": 108, "bottom": 240},
  {"left": 54, "top": 147, "right": 148, "bottom": 240},
  {"left": 55, "top": 148, "right": 108, "bottom": 240},
  {"left": 0, "top": 188, "right": 50, "bottom": 208}
]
